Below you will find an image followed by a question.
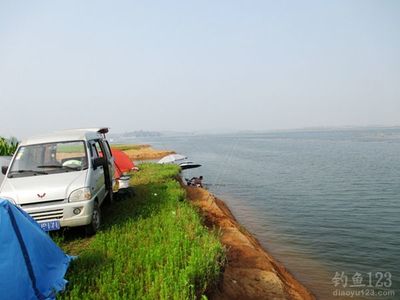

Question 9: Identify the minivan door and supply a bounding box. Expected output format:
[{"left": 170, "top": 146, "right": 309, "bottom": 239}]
[
  {"left": 98, "top": 139, "right": 115, "bottom": 195},
  {"left": 88, "top": 140, "right": 106, "bottom": 201}
]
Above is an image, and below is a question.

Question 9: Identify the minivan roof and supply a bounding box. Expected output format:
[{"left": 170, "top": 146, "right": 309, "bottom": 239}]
[{"left": 20, "top": 128, "right": 109, "bottom": 146}]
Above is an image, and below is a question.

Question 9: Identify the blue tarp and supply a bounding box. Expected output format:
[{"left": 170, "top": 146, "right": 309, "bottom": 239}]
[{"left": 0, "top": 199, "right": 72, "bottom": 300}]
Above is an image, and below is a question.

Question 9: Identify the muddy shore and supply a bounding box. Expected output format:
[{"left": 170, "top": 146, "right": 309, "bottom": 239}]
[{"left": 184, "top": 186, "right": 315, "bottom": 300}]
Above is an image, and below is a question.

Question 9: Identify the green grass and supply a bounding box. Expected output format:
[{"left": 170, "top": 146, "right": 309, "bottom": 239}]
[{"left": 56, "top": 163, "right": 224, "bottom": 299}]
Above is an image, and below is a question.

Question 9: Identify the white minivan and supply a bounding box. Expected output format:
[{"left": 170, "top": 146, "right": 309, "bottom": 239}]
[{"left": 0, "top": 128, "right": 116, "bottom": 234}]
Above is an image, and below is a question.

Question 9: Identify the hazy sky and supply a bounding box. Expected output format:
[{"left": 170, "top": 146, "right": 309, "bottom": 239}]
[{"left": 0, "top": 0, "right": 399, "bottom": 138}]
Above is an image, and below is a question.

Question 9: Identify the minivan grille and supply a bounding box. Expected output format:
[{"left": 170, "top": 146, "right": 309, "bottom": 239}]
[
  {"left": 21, "top": 199, "right": 65, "bottom": 209},
  {"left": 29, "top": 209, "right": 63, "bottom": 221}
]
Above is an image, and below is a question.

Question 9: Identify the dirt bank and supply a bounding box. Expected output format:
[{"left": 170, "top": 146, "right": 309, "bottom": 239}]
[
  {"left": 122, "top": 145, "right": 175, "bottom": 160},
  {"left": 185, "top": 186, "right": 315, "bottom": 300}
]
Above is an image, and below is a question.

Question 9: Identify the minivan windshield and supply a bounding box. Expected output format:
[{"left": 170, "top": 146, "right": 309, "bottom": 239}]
[{"left": 8, "top": 141, "right": 88, "bottom": 178}]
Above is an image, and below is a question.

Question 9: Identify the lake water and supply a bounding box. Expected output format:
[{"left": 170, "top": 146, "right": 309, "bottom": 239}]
[{"left": 120, "top": 128, "right": 400, "bottom": 299}]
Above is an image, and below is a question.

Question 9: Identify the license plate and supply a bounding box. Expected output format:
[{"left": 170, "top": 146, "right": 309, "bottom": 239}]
[{"left": 39, "top": 220, "right": 61, "bottom": 232}]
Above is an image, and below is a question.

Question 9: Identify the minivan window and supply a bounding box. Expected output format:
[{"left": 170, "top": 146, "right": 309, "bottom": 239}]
[
  {"left": 92, "top": 141, "right": 102, "bottom": 158},
  {"left": 8, "top": 141, "right": 88, "bottom": 178},
  {"left": 102, "top": 140, "right": 112, "bottom": 159}
]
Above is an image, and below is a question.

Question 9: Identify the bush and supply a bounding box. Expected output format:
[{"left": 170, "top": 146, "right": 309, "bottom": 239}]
[{"left": 0, "top": 137, "right": 18, "bottom": 156}]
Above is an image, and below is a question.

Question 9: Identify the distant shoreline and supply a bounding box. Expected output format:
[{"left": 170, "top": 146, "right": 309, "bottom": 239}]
[{"left": 110, "top": 125, "right": 400, "bottom": 139}]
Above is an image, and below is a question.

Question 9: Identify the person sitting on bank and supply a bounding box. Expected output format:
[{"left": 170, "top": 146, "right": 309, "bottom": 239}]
[{"left": 193, "top": 176, "right": 203, "bottom": 188}]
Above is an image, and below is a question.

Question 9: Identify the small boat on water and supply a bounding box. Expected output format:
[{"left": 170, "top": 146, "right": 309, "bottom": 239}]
[
  {"left": 179, "top": 162, "right": 202, "bottom": 170},
  {"left": 158, "top": 154, "right": 187, "bottom": 164},
  {"left": 158, "top": 154, "right": 201, "bottom": 170}
]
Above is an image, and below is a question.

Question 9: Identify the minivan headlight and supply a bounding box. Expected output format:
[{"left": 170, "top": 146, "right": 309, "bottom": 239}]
[{"left": 69, "top": 188, "right": 92, "bottom": 202}]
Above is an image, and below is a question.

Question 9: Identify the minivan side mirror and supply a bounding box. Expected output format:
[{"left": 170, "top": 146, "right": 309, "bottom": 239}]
[
  {"left": 92, "top": 157, "right": 105, "bottom": 170},
  {"left": 1, "top": 166, "right": 8, "bottom": 175}
]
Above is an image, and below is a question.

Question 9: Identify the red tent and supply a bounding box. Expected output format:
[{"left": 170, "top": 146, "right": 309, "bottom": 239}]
[{"left": 111, "top": 148, "right": 135, "bottom": 179}]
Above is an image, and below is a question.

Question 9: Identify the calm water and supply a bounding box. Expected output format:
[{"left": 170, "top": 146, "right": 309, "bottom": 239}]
[{"left": 121, "top": 128, "right": 400, "bottom": 299}]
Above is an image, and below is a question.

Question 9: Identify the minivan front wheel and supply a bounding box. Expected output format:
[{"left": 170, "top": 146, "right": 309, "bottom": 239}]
[{"left": 85, "top": 202, "right": 101, "bottom": 235}]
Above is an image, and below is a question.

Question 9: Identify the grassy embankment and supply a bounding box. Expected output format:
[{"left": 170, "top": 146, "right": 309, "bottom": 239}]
[
  {"left": 56, "top": 163, "right": 224, "bottom": 299},
  {"left": 111, "top": 144, "right": 150, "bottom": 151},
  {"left": 112, "top": 144, "right": 175, "bottom": 161}
]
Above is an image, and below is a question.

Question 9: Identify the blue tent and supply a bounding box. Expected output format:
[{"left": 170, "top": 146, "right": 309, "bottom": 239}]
[{"left": 0, "top": 199, "right": 72, "bottom": 300}]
